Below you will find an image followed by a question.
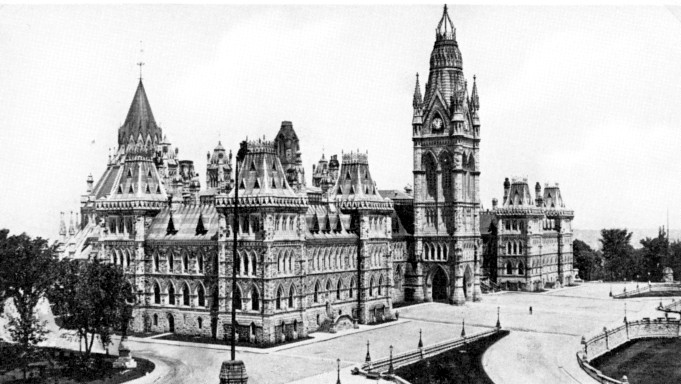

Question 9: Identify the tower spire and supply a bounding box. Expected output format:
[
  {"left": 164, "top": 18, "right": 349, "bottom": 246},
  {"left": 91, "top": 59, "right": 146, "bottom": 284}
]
[
  {"left": 436, "top": 4, "right": 456, "bottom": 41},
  {"left": 471, "top": 75, "right": 480, "bottom": 111},
  {"left": 413, "top": 73, "right": 423, "bottom": 109}
]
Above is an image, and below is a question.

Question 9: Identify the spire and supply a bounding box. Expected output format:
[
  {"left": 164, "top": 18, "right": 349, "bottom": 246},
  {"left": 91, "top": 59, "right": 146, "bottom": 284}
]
[
  {"left": 118, "top": 80, "right": 162, "bottom": 155},
  {"left": 471, "top": 75, "right": 480, "bottom": 110},
  {"left": 413, "top": 73, "right": 423, "bottom": 108},
  {"left": 68, "top": 211, "right": 76, "bottom": 236},
  {"left": 436, "top": 4, "right": 456, "bottom": 41},
  {"left": 59, "top": 212, "right": 67, "bottom": 237}
]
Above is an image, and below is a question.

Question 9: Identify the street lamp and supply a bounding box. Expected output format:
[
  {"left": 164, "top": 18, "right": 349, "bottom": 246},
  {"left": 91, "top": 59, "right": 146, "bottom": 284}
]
[
  {"left": 231, "top": 141, "right": 248, "bottom": 360},
  {"left": 388, "top": 345, "right": 394, "bottom": 375},
  {"left": 336, "top": 358, "right": 341, "bottom": 384}
]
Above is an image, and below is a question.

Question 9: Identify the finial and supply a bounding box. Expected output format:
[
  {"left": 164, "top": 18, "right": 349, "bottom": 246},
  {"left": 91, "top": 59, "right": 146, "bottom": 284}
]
[
  {"left": 137, "top": 40, "right": 145, "bottom": 81},
  {"left": 418, "top": 328, "right": 423, "bottom": 348}
]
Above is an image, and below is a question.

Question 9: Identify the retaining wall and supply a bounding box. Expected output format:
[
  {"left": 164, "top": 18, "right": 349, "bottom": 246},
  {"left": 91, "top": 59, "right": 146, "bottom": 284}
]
[
  {"left": 577, "top": 318, "right": 681, "bottom": 384},
  {"left": 612, "top": 283, "right": 681, "bottom": 299}
]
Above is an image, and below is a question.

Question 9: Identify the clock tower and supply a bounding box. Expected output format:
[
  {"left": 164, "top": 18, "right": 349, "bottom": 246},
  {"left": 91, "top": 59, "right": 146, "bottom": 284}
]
[{"left": 407, "top": 5, "right": 482, "bottom": 305}]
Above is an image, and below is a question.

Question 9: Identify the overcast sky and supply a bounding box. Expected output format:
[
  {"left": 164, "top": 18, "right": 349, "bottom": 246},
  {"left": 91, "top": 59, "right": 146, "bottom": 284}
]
[{"left": 2, "top": 5, "right": 681, "bottom": 240}]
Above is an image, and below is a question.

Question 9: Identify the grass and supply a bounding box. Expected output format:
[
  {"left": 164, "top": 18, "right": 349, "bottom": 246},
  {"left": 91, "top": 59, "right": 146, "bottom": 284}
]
[
  {"left": 592, "top": 338, "right": 681, "bottom": 384},
  {"left": 394, "top": 330, "right": 510, "bottom": 384},
  {"left": 0, "top": 343, "right": 155, "bottom": 384}
]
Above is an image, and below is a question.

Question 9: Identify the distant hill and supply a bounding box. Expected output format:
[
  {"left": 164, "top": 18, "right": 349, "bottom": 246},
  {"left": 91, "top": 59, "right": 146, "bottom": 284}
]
[{"left": 573, "top": 229, "right": 681, "bottom": 250}]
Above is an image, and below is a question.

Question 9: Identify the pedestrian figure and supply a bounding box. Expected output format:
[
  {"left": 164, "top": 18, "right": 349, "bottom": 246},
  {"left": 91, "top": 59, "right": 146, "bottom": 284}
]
[{"left": 529, "top": 306, "right": 533, "bottom": 315}]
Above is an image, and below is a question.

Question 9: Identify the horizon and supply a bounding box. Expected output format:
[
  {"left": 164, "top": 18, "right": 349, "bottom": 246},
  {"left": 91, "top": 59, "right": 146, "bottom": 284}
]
[{"left": 2, "top": 5, "right": 681, "bottom": 240}]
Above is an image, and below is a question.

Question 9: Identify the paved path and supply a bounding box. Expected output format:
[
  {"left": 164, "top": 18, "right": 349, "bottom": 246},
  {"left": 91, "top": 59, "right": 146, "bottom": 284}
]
[{"left": 2, "top": 282, "right": 674, "bottom": 383}]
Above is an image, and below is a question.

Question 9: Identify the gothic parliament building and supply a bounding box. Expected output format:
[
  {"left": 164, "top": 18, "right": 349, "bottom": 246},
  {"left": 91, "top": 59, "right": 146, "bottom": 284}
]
[{"left": 57, "top": 6, "right": 575, "bottom": 344}]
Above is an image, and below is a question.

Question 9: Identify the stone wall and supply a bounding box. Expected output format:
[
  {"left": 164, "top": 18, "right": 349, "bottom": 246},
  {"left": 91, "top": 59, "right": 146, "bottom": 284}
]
[{"left": 612, "top": 283, "right": 681, "bottom": 299}]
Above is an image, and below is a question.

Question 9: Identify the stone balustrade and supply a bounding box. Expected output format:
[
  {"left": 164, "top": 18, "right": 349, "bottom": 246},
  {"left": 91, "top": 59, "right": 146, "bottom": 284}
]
[
  {"left": 577, "top": 318, "right": 681, "bottom": 384},
  {"left": 612, "top": 283, "right": 681, "bottom": 299}
]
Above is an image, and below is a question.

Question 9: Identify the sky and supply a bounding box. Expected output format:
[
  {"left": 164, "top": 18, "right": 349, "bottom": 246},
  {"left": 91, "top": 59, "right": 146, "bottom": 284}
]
[{"left": 1, "top": 5, "right": 681, "bottom": 240}]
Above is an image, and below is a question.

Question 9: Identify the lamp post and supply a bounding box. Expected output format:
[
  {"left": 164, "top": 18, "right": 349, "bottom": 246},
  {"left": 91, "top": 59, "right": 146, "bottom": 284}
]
[
  {"left": 388, "top": 345, "right": 394, "bottom": 375},
  {"left": 496, "top": 306, "right": 501, "bottom": 328},
  {"left": 336, "top": 358, "right": 341, "bottom": 384},
  {"left": 231, "top": 141, "right": 248, "bottom": 360}
]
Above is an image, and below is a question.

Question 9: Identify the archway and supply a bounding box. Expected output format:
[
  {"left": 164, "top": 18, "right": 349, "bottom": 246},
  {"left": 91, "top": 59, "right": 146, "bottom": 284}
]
[
  {"left": 167, "top": 314, "right": 175, "bottom": 333},
  {"left": 432, "top": 267, "right": 448, "bottom": 302},
  {"left": 464, "top": 265, "right": 474, "bottom": 299}
]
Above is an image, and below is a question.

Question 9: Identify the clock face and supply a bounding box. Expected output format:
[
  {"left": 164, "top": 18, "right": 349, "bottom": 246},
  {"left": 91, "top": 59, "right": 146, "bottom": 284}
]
[{"left": 431, "top": 116, "right": 443, "bottom": 131}]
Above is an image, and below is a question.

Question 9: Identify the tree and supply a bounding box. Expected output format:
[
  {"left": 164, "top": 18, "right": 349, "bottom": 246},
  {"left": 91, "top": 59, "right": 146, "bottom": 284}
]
[
  {"left": 573, "top": 239, "right": 603, "bottom": 281},
  {"left": 48, "top": 259, "right": 134, "bottom": 359},
  {"left": 639, "top": 227, "right": 668, "bottom": 281},
  {"left": 0, "top": 229, "right": 57, "bottom": 351},
  {"left": 599, "top": 228, "right": 635, "bottom": 281}
]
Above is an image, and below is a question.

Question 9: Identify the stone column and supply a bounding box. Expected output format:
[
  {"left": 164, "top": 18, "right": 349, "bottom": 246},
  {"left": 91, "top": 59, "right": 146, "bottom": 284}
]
[
  {"left": 473, "top": 245, "right": 482, "bottom": 301},
  {"left": 451, "top": 249, "right": 465, "bottom": 305}
]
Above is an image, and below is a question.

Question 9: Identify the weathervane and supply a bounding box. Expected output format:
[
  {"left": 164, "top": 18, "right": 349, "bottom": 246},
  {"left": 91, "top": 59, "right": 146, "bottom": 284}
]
[{"left": 137, "top": 40, "right": 145, "bottom": 80}]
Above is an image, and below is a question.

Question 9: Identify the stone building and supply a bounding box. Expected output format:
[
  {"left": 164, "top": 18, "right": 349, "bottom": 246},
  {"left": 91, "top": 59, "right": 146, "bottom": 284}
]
[
  {"left": 57, "top": 5, "right": 573, "bottom": 343},
  {"left": 481, "top": 178, "right": 575, "bottom": 291}
]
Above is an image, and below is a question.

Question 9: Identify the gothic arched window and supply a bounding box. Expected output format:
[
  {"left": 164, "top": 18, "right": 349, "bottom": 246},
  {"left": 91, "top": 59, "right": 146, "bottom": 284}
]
[
  {"left": 276, "top": 287, "right": 283, "bottom": 310},
  {"left": 506, "top": 262, "right": 513, "bottom": 275},
  {"left": 198, "top": 285, "right": 205, "bottom": 307},
  {"left": 153, "top": 282, "right": 161, "bottom": 304},
  {"left": 233, "top": 287, "right": 242, "bottom": 310},
  {"left": 251, "top": 286, "right": 260, "bottom": 311},
  {"left": 423, "top": 153, "right": 438, "bottom": 200},
  {"left": 288, "top": 285, "right": 295, "bottom": 308},
  {"left": 182, "top": 283, "right": 190, "bottom": 306},
  {"left": 168, "top": 283, "right": 176, "bottom": 305}
]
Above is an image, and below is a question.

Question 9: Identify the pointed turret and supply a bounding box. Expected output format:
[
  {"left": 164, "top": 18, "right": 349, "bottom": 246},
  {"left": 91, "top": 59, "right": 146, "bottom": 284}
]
[
  {"left": 68, "top": 211, "right": 76, "bottom": 236},
  {"left": 118, "top": 80, "right": 163, "bottom": 156},
  {"left": 470, "top": 75, "right": 480, "bottom": 111},
  {"left": 59, "top": 212, "right": 67, "bottom": 239},
  {"left": 413, "top": 73, "right": 423, "bottom": 109}
]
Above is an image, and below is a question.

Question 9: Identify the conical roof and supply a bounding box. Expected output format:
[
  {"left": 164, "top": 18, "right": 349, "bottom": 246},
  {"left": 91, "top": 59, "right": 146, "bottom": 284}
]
[{"left": 118, "top": 80, "right": 163, "bottom": 153}]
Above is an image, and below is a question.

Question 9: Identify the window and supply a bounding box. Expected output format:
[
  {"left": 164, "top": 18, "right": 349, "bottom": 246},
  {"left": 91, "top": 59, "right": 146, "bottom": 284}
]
[
  {"left": 251, "top": 252, "right": 257, "bottom": 276},
  {"left": 519, "top": 242, "right": 523, "bottom": 254},
  {"left": 251, "top": 287, "right": 260, "bottom": 311},
  {"left": 168, "top": 253, "right": 174, "bottom": 272},
  {"left": 276, "top": 287, "right": 283, "bottom": 310},
  {"left": 235, "top": 252, "right": 241, "bottom": 275},
  {"left": 350, "top": 278, "right": 355, "bottom": 298},
  {"left": 154, "top": 253, "right": 159, "bottom": 272},
  {"left": 336, "top": 280, "right": 342, "bottom": 300},
  {"left": 314, "top": 281, "right": 320, "bottom": 303},
  {"left": 183, "top": 254, "right": 189, "bottom": 273},
  {"left": 507, "top": 242, "right": 512, "bottom": 254},
  {"left": 198, "top": 317, "right": 203, "bottom": 329},
  {"left": 506, "top": 262, "right": 512, "bottom": 275},
  {"left": 423, "top": 153, "right": 437, "bottom": 199},
  {"left": 125, "top": 252, "right": 131, "bottom": 267},
  {"left": 198, "top": 255, "right": 204, "bottom": 273},
  {"left": 198, "top": 285, "right": 205, "bottom": 307},
  {"left": 243, "top": 253, "right": 249, "bottom": 276},
  {"left": 154, "top": 282, "right": 161, "bottom": 304},
  {"left": 183, "top": 284, "right": 190, "bottom": 306},
  {"left": 378, "top": 275, "right": 383, "bottom": 296},
  {"left": 168, "top": 284, "right": 175, "bottom": 305},
  {"left": 369, "top": 277, "right": 374, "bottom": 297},
  {"left": 518, "top": 262, "right": 524, "bottom": 275},
  {"left": 288, "top": 285, "right": 295, "bottom": 308},
  {"left": 153, "top": 314, "right": 158, "bottom": 326},
  {"left": 233, "top": 287, "right": 242, "bottom": 310}
]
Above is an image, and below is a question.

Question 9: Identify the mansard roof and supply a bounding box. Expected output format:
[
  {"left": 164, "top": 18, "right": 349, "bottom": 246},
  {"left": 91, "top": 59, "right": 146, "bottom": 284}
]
[
  {"left": 305, "top": 204, "right": 356, "bottom": 239},
  {"left": 147, "top": 204, "right": 219, "bottom": 241},
  {"left": 89, "top": 158, "right": 167, "bottom": 205},
  {"left": 329, "top": 151, "right": 392, "bottom": 211}
]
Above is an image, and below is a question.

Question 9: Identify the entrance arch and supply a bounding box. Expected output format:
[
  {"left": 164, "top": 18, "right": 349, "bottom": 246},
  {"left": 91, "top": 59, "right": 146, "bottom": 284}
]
[
  {"left": 464, "top": 265, "right": 474, "bottom": 300},
  {"left": 431, "top": 267, "right": 449, "bottom": 302}
]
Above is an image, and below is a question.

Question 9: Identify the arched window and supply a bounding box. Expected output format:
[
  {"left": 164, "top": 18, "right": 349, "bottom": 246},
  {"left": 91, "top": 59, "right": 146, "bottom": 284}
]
[
  {"left": 350, "top": 278, "right": 356, "bottom": 298},
  {"left": 369, "top": 276, "right": 375, "bottom": 297},
  {"left": 235, "top": 252, "right": 241, "bottom": 275},
  {"left": 326, "top": 280, "right": 332, "bottom": 296},
  {"left": 513, "top": 242, "right": 517, "bottom": 255},
  {"left": 125, "top": 251, "right": 131, "bottom": 267},
  {"left": 507, "top": 242, "right": 512, "bottom": 254},
  {"left": 440, "top": 151, "right": 453, "bottom": 201},
  {"left": 519, "top": 242, "right": 523, "bottom": 254},
  {"left": 378, "top": 275, "right": 383, "bottom": 296},
  {"left": 506, "top": 262, "right": 513, "bottom": 275},
  {"left": 278, "top": 252, "right": 282, "bottom": 273},
  {"left": 153, "top": 314, "right": 158, "bottom": 326},
  {"left": 168, "top": 253, "right": 174, "bottom": 272},
  {"left": 518, "top": 262, "right": 525, "bottom": 275},
  {"left": 198, "top": 317, "right": 203, "bottom": 329},
  {"left": 276, "top": 287, "right": 283, "bottom": 310},
  {"left": 233, "top": 287, "right": 242, "bottom": 310},
  {"left": 251, "top": 251, "right": 257, "bottom": 276},
  {"left": 288, "top": 251, "right": 293, "bottom": 272},
  {"left": 168, "top": 283, "right": 176, "bottom": 305},
  {"left": 436, "top": 244, "right": 441, "bottom": 260},
  {"left": 288, "top": 285, "right": 295, "bottom": 308},
  {"left": 251, "top": 286, "right": 260, "bottom": 311},
  {"left": 336, "top": 280, "right": 342, "bottom": 299},
  {"left": 198, "top": 254, "right": 204, "bottom": 273},
  {"left": 183, "top": 253, "right": 189, "bottom": 272},
  {"left": 154, "top": 282, "right": 161, "bottom": 304},
  {"left": 243, "top": 252, "right": 249, "bottom": 276},
  {"left": 182, "top": 283, "right": 190, "bottom": 306},
  {"left": 154, "top": 253, "right": 159, "bottom": 272},
  {"left": 314, "top": 281, "right": 320, "bottom": 303},
  {"left": 423, "top": 153, "right": 438, "bottom": 199},
  {"left": 198, "top": 285, "right": 205, "bottom": 307}
]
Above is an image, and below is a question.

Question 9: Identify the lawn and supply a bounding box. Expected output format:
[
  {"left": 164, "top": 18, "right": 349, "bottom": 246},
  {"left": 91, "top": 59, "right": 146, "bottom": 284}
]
[
  {"left": 592, "top": 338, "right": 681, "bottom": 384},
  {"left": 394, "top": 330, "right": 509, "bottom": 384}
]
